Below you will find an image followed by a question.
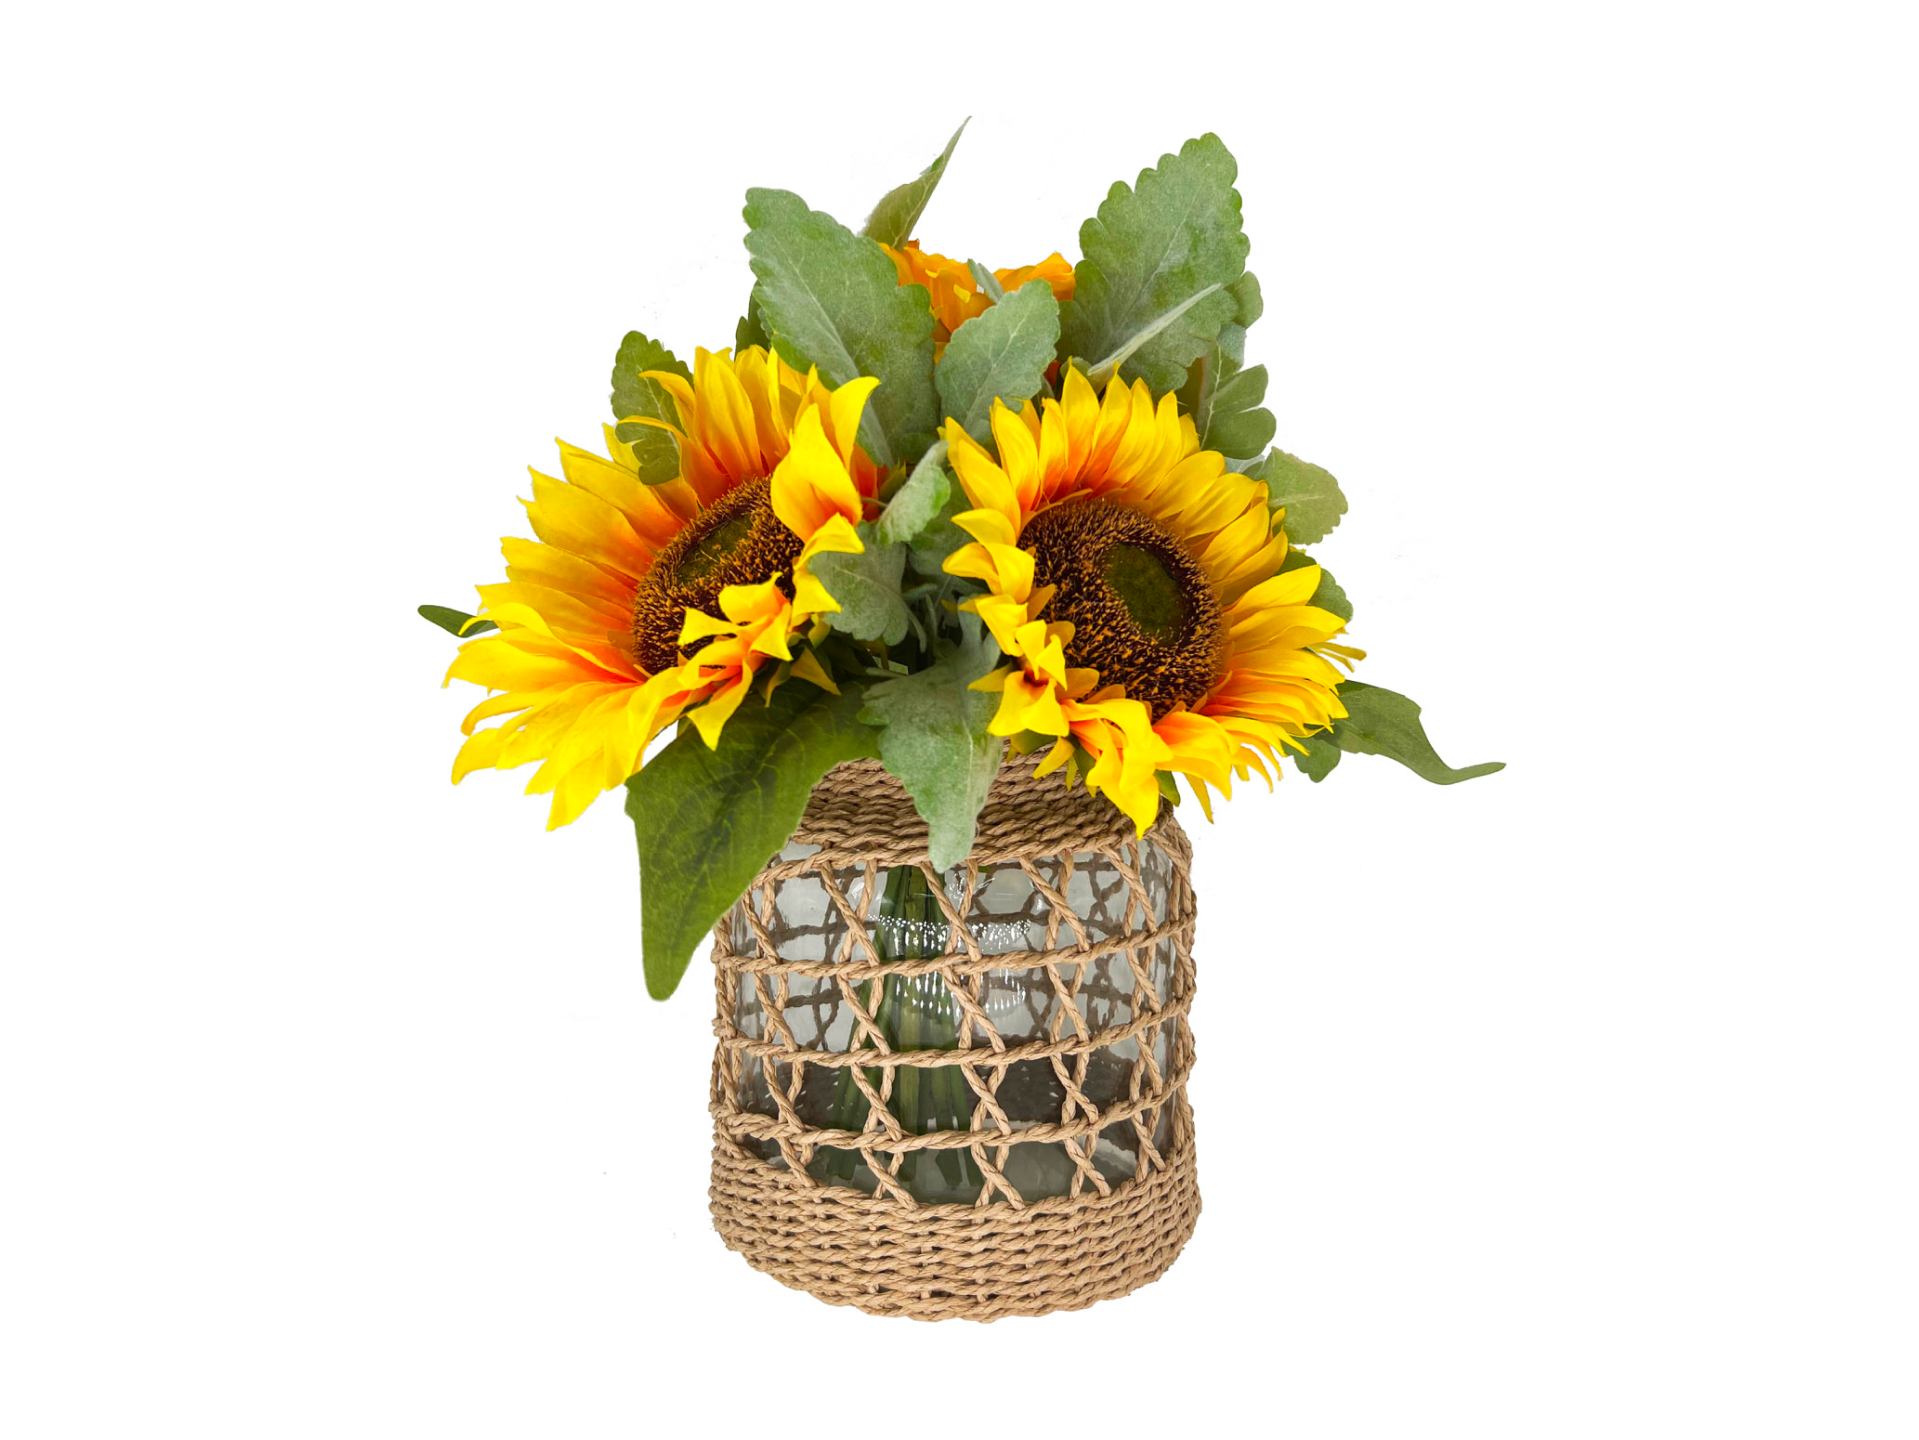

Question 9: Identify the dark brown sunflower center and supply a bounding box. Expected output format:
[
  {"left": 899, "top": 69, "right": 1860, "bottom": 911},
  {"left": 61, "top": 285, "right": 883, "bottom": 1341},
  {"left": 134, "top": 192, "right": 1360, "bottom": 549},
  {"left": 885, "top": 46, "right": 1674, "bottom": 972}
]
[
  {"left": 1021, "top": 500, "right": 1227, "bottom": 722},
  {"left": 631, "top": 478, "right": 800, "bottom": 674}
]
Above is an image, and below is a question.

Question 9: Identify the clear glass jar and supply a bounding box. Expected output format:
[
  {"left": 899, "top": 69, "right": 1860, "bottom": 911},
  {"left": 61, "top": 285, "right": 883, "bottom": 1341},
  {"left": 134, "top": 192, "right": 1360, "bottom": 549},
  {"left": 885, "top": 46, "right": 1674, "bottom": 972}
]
[{"left": 721, "top": 832, "right": 1191, "bottom": 1205}]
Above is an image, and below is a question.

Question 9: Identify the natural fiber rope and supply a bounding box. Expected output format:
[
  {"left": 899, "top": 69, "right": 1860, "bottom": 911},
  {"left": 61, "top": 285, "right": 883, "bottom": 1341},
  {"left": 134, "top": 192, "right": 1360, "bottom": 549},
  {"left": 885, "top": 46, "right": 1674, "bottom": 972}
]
[{"left": 707, "top": 753, "right": 1202, "bottom": 1321}]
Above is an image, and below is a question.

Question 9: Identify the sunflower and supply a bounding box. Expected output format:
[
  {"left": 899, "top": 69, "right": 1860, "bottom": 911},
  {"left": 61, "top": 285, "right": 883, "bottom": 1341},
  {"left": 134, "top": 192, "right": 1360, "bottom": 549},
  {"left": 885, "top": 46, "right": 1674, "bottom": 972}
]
[
  {"left": 942, "top": 368, "right": 1363, "bottom": 833},
  {"left": 881, "top": 241, "right": 1076, "bottom": 356},
  {"left": 446, "top": 346, "right": 880, "bottom": 828}
]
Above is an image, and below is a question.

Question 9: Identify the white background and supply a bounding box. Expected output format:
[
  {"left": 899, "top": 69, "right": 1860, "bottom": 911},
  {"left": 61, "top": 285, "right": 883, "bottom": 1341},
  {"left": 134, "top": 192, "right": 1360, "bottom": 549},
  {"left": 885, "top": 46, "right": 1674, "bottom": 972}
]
[{"left": 5, "top": 3, "right": 1914, "bottom": 1435}]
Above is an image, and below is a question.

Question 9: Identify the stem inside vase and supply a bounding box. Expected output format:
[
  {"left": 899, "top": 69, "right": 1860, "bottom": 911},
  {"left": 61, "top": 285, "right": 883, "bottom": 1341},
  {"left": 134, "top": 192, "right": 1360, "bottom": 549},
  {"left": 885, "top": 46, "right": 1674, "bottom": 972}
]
[{"left": 812, "top": 864, "right": 984, "bottom": 1200}]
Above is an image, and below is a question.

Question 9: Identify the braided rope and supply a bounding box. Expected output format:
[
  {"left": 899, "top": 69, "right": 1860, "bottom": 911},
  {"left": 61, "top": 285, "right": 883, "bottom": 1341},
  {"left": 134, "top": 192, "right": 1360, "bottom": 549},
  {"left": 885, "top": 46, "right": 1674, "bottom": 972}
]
[{"left": 707, "top": 754, "right": 1202, "bottom": 1320}]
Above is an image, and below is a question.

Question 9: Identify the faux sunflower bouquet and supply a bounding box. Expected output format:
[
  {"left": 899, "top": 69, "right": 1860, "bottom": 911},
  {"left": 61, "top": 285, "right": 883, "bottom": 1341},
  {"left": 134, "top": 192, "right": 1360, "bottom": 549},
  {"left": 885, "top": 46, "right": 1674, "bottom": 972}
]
[{"left": 423, "top": 126, "right": 1500, "bottom": 998}]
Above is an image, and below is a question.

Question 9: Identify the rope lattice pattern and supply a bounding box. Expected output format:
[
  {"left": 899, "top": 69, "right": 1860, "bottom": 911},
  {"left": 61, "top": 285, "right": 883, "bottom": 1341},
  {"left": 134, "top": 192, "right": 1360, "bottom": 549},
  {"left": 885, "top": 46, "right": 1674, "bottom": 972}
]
[{"left": 708, "top": 755, "right": 1201, "bottom": 1320}]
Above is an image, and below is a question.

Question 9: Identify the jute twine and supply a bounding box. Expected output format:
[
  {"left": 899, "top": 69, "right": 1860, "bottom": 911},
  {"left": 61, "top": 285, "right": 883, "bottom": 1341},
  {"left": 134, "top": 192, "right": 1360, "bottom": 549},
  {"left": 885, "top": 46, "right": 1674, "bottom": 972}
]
[{"left": 708, "top": 754, "right": 1201, "bottom": 1321}]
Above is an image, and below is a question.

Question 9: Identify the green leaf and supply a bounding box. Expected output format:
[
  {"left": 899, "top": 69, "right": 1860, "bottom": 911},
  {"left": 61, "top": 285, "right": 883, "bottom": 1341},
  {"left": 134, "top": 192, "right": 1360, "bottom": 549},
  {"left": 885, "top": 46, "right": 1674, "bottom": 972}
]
[
  {"left": 744, "top": 188, "right": 939, "bottom": 470},
  {"left": 860, "top": 120, "right": 969, "bottom": 250},
  {"left": 1058, "top": 133, "right": 1249, "bottom": 392},
  {"left": 935, "top": 280, "right": 1061, "bottom": 442},
  {"left": 1330, "top": 682, "right": 1504, "bottom": 785},
  {"left": 809, "top": 522, "right": 911, "bottom": 645},
  {"left": 906, "top": 480, "right": 973, "bottom": 578},
  {"left": 858, "top": 612, "right": 1005, "bottom": 870},
  {"left": 875, "top": 439, "right": 951, "bottom": 547},
  {"left": 626, "top": 682, "right": 882, "bottom": 999},
  {"left": 735, "top": 305, "right": 769, "bottom": 352},
  {"left": 1084, "top": 283, "right": 1224, "bottom": 390},
  {"left": 1229, "top": 271, "right": 1263, "bottom": 327},
  {"left": 1294, "top": 732, "right": 1342, "bottom": 782},
  {"left": 418, "top": 604, "right": 496, "bottom": 637},
  {"left": 1204, "top": 361, "right": 1276, "bottom": 459},
  {"left": 1252, "top": 447, "right": 1349, "bottom": 544},
  {"left": 1278, "top": 547, "right": 1352, "bottom": 623},
  {"left": 965, "top": 260, "right": 1006, "bottom": 303},
  {"left": 1180, "top": 272, "right": 1273, "bottom": 462},
  {"left": 610, "top": 331, "right": 690, "bottom": 484}
]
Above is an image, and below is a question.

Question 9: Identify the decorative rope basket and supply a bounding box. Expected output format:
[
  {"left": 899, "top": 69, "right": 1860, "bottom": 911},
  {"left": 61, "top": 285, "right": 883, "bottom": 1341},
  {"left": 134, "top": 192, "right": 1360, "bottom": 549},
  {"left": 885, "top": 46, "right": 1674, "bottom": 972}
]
[{"left": 707, "top": 754, "right": 1201, "bottom": 1321}]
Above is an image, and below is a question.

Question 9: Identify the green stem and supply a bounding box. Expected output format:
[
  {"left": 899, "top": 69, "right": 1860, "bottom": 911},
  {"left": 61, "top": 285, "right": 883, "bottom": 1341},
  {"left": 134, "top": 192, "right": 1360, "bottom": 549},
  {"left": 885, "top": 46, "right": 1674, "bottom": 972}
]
[{"left": 811, "top": 864, "right": 982, "bottom": 1197}]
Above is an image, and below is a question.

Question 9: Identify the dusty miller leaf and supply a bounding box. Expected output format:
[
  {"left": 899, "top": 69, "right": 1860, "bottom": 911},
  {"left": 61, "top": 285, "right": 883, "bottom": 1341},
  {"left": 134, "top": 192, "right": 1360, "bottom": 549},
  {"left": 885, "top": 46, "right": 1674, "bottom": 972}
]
[
  {"left": 744, "top": 188, "right": 939, "bottom": 469},
  {"left": 860, "top": 120, "right": 968, "bottom": 250},
  {"left": 875, "top": 439, "right": 951, "bottom": 547},
  {"left": 809, "top": 521, "right": 910, "bottom": 645},
  {"left": 935, "top": 280, "right": 1060, "bottom": 442},
  {"left": 1058, "top": 133, "right": 1249, "bottom": 392},
  {"left": 858, "top": 612, "right": 1006, "bottom": 870},
  {"left": 966, "top": 260, "right": 1006, "bottom": 303},
  {"left": 1252, "top": 447, "right": 1349, "bottom": 544},
  {"left": 906, "top": 481, "right": 973, "bottom": 578}
]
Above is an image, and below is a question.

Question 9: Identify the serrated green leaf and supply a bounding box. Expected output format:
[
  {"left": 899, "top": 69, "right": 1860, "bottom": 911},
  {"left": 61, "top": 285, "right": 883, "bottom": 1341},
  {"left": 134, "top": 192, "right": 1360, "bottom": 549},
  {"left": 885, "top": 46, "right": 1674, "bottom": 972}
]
[
  {"left": 1084, "top": 282, "right": 1224, "bottom": 390},
  {"left": 1229, "top": 271, "right": 1263, "bottom": 327},
  {"left": 858, "top": 612, "right": 1005, "bottom": 870},
  {"left": 1059, "top": 133, "right": 1249, "bottom": 392},
  {"left": 1295, "top": 731, "right": 1342, "bottom": 782},
  {"left": 809, "top": 522, "right": 910, "bottom": 645},
  {"left": 875, "top": 439, "right": 951, "bottom": 547},
  {"left": 610, "top": 332, "right": 690, "bottom": 484},
  {"left": 744, "top": 188, "right": 939, "bottom": 470},
  {"left": 1330, "top": 682, "right": 1504, "bottom": 785},
  {"left": 1253, "top": 447, "right": 1349, "bottom": 544},
  {"left": 860, "top": 120, "right": 969, "bottom": 250},
  {"left": 418, "top": 604, "right": 496, "bottom": 637},
  {"left": 935, "top": 280, "right": 1060, "bottom": 442},
  {"left": 626, "top": 682, "right": 881, "bottom": 999},
  {"left": 1278, "top": 547, "right": 1353, "bottom": 623},
  {"left": 1205, "top": 362, "right": 1276, "bottom": 458},
  {"left": 735, "top": 305, "right": 769, "bottom": 352}
]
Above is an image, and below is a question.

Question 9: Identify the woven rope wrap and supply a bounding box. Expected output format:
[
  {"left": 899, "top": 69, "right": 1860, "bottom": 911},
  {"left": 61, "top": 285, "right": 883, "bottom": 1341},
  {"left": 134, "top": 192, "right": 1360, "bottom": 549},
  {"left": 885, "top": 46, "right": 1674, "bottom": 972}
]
[{"left": 708, "top": 755, "right": 1201, "bottom": 1321}]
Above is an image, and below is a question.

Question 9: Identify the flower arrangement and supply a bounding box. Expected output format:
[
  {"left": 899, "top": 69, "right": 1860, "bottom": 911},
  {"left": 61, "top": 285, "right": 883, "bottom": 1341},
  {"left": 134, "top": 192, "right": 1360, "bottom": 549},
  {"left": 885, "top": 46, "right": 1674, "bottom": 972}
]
[{"left": 422, "top": 124, "right": 1500, "bottom": 1002}]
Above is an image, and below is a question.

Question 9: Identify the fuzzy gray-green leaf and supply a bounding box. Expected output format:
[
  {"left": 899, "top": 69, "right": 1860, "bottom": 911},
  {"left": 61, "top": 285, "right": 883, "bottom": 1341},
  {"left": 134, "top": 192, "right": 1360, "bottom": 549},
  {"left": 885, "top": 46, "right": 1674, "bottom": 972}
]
[
  {"left": 935, "top": 280, "right": 1060, "bottom": 442},
  {"left": 1253, "top": 447, "right": 1349, "bottom": 544},
  {"left": 1205, "top": 361, "right": 1276, "bottom": 459},
  {"left": 1229, "top": 271, "right": 1263, "bottom": 327},
  {"left": 859, "top": 613, "right": 1005, "bottom": 870},
  {"left": 966, "top": 260, "right": 1006, "bottom": 303},
  {"left": 1058, "top": 133, "right": 1249, "bottom": 392},
  {"left": 1330, "top": 682, "right": 1504, "bottom": 785},
  {"left": 860, "top": 120, "right": 968, "bottom": 250},
  {"left": 745, "top": 188, "right": 939, "bottom": 469},
  {"left": 810, "top": 522, "right": 911, "bottom": 645},
  {"left": 626, "top": 682, "right": 881, "bottom": 999},
  {"left": 907, "top": 482, "right": 973, "bottom": 579},
  {"left": 875, "top": 440, "right": 951, "bottom": 547}
]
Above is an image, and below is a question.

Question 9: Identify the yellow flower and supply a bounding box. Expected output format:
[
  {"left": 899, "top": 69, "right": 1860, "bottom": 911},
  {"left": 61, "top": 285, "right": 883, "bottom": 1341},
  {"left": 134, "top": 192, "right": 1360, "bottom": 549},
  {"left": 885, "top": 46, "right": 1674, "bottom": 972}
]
[
  {"left": 881, "top": 241, "right": 1075, "bottom": 356},
  {"left": 446, "top": 346, "right": 880, "bottom": 828},
  {"left": 943, "top": 368, "right": 1363, "bottom": 833}
]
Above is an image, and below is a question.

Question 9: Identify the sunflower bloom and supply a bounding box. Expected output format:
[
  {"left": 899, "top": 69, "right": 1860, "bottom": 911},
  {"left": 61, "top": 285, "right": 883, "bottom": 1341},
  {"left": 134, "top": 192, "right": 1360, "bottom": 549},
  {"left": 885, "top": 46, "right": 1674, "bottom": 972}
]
[
  {"left": 943, "top": 368, "right": 1362, "bottom": 833},
  {"left": 882, "top": 241, "right": 1075, "bottom": 356},
  {"left": 446, "top": 346, "right": 881, "bottom": 828}
]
